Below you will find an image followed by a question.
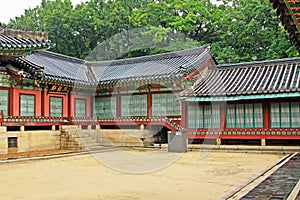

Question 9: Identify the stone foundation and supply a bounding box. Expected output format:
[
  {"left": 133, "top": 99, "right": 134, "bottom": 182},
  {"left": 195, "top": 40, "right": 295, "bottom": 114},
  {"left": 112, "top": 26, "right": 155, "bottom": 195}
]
[{"left": 0, "top": 127, "right": 61, "bottom": 154}]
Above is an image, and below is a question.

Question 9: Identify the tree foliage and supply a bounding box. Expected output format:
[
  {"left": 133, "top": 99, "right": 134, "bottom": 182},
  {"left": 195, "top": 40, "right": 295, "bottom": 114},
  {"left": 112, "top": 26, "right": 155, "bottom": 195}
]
[{"left": 7, "top": 0, "right": 299, "bottom": 63}]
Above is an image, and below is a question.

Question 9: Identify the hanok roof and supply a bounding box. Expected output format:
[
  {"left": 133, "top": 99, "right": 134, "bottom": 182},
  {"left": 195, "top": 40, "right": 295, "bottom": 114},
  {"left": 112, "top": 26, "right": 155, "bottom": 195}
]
[
  {"left": 23, "top": 51, "right": 89, "bottom": 84},
  {"left": 87, "top": 46, "right": 213, "bottom": 84},
  {"left": 12, "top": 46, "right": 215, "bottom": 86},
  {"left": 270, "top": 0, "right": 300, "bottom": 52},
  {"left": 180, "top": 57, "right": 300, "bottom": 100},
  {"left": 0, "top": 28, "right": 51, "bottom": 59}
]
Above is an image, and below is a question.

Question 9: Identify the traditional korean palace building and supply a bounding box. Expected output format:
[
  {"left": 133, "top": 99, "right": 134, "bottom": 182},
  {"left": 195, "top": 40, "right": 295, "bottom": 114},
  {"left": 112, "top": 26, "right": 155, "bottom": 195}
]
[
  {"left": 180, "top": 58, "right": 300, "bottom": 145},
  {"left": 1, "top": 0, "right": 300, "bottom": 153}
]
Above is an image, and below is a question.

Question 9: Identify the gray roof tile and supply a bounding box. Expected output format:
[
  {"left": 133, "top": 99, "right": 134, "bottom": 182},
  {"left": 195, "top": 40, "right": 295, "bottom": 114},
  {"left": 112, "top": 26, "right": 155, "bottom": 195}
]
[
  {"left": 16, "top": 46, "right": 213, "bottom": 85},
  {"left": 181, "top": 57, "right": 300, "bottom": 97}
]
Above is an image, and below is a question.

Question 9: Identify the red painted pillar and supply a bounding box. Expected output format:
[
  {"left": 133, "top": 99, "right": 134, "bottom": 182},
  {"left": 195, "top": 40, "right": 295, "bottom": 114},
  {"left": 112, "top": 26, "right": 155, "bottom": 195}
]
[
  {"left": 8, "top": 87, "right": 14, "bottom": 116},
  {"left": 181, "top": 101, "right": 187, "bottom": 128},
  {"left": 220, "top": 102, "right": 226, "bottom": 130},
  {"left": 35, "top": 90, "right": 42, "bottom": 117},
  {"left": 41, "top": 90, "right": 46, "bottom": 117},
  {"left": 68, "top": 92, "right": 75, "bottom": 119},
  {"left": 264, "top": 102, "right": 270, "bottom": 129},
  {"left": 86, "top": 95, "right": 91, "bottom": 118},
  {"left": 116, "top": 94, "right": 121, "bottom": 118},
  {"left": 147, "top": 92, "right": 152, "bottom": 118},
  {"left": 63, "top": 94, "right": 68, "bottom": 118}
]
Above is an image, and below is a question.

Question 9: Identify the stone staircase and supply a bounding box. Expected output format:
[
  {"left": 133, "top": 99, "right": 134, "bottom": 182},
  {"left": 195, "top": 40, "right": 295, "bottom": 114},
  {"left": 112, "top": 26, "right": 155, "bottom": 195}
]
[
  {"left": 100, "top": 129, "right": 144, "bottom": 147},
  {"left": 60, "top": 126, "right": 147, "bottom": 150}
]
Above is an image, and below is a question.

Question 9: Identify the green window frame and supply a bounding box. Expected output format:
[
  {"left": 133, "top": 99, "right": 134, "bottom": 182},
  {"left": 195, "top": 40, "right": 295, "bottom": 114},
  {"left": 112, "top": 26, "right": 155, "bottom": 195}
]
[
  {"left": 152, "top": 93, "right": 181, "bottom": 116},
  {"left": 94, "top": 97, "right": 116, "bottom": 118},
  {"left": 271, "top": 102, "right": 300, "bottom": 128},
  {"left": 0, "top": 90, "right": 8, "bottom": 117},
  {"left": 75, "top": 99, "right": 86, "bottom": 117},
  {"left": 187, "top": 104, "right": 220, "bottom": 128},
  {"left": 121, "top": 94, "right": 147, "bottom": 116},
  {"left": 50, "top": 97, "right": 63, "bottom": 117},
  {"left": 226, "top": 103, "right": 263, "bottom": 128},
  {"left": 20, "top": 94, "right": 35, "bottom": 116}
]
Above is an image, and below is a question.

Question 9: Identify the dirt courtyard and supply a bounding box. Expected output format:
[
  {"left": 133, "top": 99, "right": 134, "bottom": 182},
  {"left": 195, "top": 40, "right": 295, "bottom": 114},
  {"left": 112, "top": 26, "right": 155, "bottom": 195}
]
[{"left": 0, "top": 150, "right": 283, "bottom": 200}]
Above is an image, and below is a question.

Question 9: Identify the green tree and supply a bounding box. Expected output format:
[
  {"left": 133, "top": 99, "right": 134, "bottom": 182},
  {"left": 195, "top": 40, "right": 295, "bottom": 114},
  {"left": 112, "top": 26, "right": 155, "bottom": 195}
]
[
  {"left": 7, "top": 0, "right": 299, "bottom": 62},
  {"left": 212, "top": 0, "right": 298, "bottom": 63}
]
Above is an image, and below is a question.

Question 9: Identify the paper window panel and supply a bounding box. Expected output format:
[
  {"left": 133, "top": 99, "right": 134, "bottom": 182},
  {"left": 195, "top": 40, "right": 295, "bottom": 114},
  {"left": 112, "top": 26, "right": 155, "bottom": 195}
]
[
  {"left": 235, "top": 104, "right": 244, "bottom": 128},
  {"left": 280, "top": 102, "right": 290, "bottom": 128},
  {"left": 226, "top": 104, "right": 235, "bottom": 128},
  {"left": 0, "top": 90, "right": 8, "bottom": 117},
  {"left": 203, "top": 105, "right": 212, "bottom": 128},
  {"left": 253, "top": 104, "right": 263, "bottom": 127},
  {"left": 211, "top": 105, "right": 220, "bottom": 128},
  {"left": 271, "top": 103, "right": 280, "bottom": 128},
  {"left": 50, "top": 97, "right": 63, "bottom": 117},
  {"left": 245, "top": 104, "right": 254, "bottom": 128},
  {"left": 291, "top": 102, "right": 300, "bottom": 127}
]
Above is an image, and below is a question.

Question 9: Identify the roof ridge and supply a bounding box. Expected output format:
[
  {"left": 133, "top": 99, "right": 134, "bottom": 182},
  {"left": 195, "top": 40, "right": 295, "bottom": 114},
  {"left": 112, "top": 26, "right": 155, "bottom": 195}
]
[
  {"left": 37, "top": 51, "right": 86, "bottom": 64},
  {"left": 217, "top": 57, "right": 300, "bottom": 68},
  {"left": 87, "top": 46, "right": 208, "bottom": 67}
]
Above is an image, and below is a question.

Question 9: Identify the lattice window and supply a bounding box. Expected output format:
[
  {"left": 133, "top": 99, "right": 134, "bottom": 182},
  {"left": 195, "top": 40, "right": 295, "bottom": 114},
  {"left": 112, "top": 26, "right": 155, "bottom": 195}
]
[
  {"left": 271, "top": 103, "right": 280, "bottom": 128},
  {"left": 20, "top": 94, "right": 35, "bottom": 116},
  {"left": 226, "top": 103, "right": 263, "bottom": 128},
  {"left": 50, "top": 97, "right": 63, "bottom": 117},
  {"left": 121, "top": 94, "right": 147, "bottom": 116},
  {"left": 211, "top": 105, "right": 221, "bottom": 128},
  {"left": 254, "top": 104, "right": 263, "bottom": 127},
  {"left": 94, "top": 97, "right": 116, "bottom": 118},
  {"left": 291, "top": 102, "right": 300, "bottom": 127},
  {"left": 187, "top": 104, "right": 220, "bottom": 129},
  {"left": 226, "top": 104, "right": 235, "bottom": 128},
  {"left": 75, "top": 99, "right": 86, "bottom": 117},
  {"left": 271, "top": 102, "right": 300, "bottom": 128},
  {"left": 152, "top": 93, "right": 181, "bottom": 116},
  {"left": 0, "top": 90, "right": 8, "bottom": 117}
]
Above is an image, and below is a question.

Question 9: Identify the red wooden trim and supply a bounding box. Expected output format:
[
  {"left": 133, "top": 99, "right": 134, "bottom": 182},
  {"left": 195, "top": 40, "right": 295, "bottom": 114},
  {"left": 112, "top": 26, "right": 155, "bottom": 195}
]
[
  {"left": 181, "top": 101, "right": 187, "bottom": 128},
  {"left": 186, "top": 134, "right": 300, "bottom": 140},
  {"left": 99, "top": 121, "right": 177, "bottom": 130},
  {"left": 73, "top": 96, "right": 90, "bottom": 117},
  {"left": 186, "top": 60, "right": 212, "bottom": 80},
  {"left": 185, "top": 128, "right": 300, "bottom": 132},
  {"left": 68, "top": 92, "right": 74, "bottom": 118},
  {"left": 41, "top": 90, "right": 46, "bottom": 116},
  {"left": 14, "top": 89, "right": 42, "bottom": 117},
  {"left": 263, "top": 102, "right": 270, "bottom": 129},
  {"left": 220, "top": 102, "right": 226, "bottom": 129},
  {"left": 116, "top": 95, "right": 121, "bottom": 118},
  {"left": 8, "top": 87, "right": 13, "bottom": 116},
  {"left": 47, "top": 93, "right": 68, "bottom": 117},
  {"left": 147, "top": 92, "right": 152, "bottom": 118}
]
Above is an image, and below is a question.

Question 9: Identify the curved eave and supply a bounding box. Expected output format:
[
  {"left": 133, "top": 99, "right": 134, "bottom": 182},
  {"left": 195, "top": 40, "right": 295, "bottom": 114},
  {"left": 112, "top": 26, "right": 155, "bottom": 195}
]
[
  {"left": 98, "top": 73, "right": 184, "bottom": 86},
  {"left": 182, "top": 92, "right": 300, "bottom": 102},
  {"left": 270, "top": 0, "right": 300, "bottom": 52},
  {"left": 41, "top": 74, "right": 95, "bottom": 87}
]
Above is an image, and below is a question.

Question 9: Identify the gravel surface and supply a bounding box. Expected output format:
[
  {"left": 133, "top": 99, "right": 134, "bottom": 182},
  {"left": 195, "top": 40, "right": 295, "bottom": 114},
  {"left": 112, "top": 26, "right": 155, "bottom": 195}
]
[{"left": 0, "top": 150, "right": 283, "bottom": 200}]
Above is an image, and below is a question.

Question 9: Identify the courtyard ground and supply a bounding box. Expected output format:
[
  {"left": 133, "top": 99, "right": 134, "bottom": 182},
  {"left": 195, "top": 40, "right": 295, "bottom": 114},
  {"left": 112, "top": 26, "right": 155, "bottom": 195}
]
[{"left": 0, "top": 150, "right": 283, "bottom": 200}]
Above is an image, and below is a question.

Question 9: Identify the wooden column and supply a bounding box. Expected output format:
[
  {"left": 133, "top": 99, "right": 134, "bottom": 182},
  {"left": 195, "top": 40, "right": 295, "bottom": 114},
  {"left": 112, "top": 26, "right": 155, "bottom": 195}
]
[
  {"left": 116, "top": 94, "right": 121, "bottom": 118},
  {"left": 147, "top": 92, "right": 152, "bottom": 118},
  {"left": 181, "top": 101, "right": 187, "bottom": 128},
  {"left": 263, "top": 102, "right": 270, "bottom": 129},
  {"left": 86, "top": 95, "right": 91, "bottom": 118},
  {"left": 220, "top": 102, "right": 227, "bottom": 129},
  {"left": 41, "top": 89, "right": 47, "bottom": 117},
  {"left": 68, "top": 92, "right": 74, "bottom": 119},
  {"left": 8, "top": 87, "right": 14, "bottom": 116}
]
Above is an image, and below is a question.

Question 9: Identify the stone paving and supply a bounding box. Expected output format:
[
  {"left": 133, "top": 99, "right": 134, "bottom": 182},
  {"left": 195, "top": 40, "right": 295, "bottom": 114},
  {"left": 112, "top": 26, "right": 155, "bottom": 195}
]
[{"left": 241, "top": 153, "right": 300, "bottom": 200}]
